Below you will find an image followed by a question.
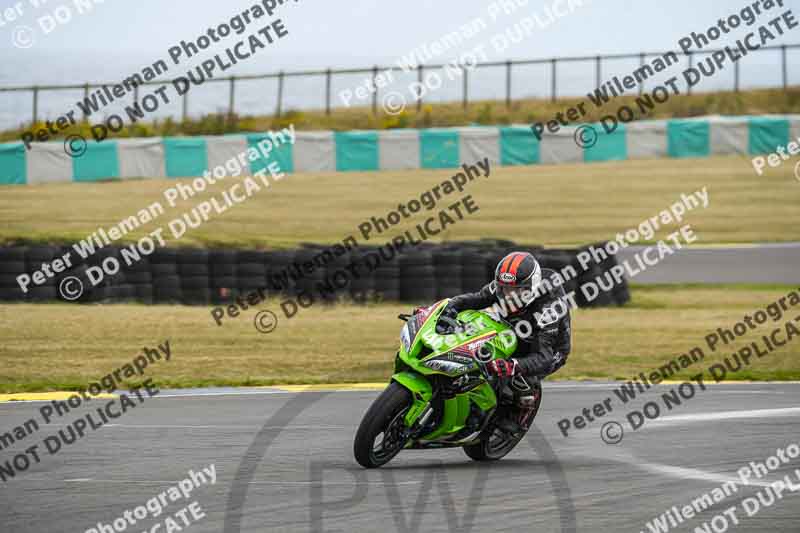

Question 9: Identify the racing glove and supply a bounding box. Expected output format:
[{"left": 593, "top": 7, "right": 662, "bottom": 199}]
[{"left": 487, "top": 358, "right": 518, "bottom": 378}]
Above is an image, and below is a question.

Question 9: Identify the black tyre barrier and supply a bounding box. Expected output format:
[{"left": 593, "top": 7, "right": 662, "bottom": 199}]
[
  {"left": 182, "top": 289, "right": 212, "bottom": 306},
  {"left": 373, "top": 261, "right": 400, "bottom": 302},
  {"left": 209, "top": 250, "right": 237, "bottom": 277},
  {"left": 181, "top": 276, "right": 211, "bottom": 290},
  {"left": 210, "top": 276, "right": 237, "bottom": 289},
  {"left": 265, "top": 250, "right": 297, "bottom": 294},
  {"left": 347, "top": 250, "right": 375, "bottom": 301},
  {"left": 27, "top": 286, "right": 57, "bottom": 301},
  {"left": 399, "top": 251, "right": 436, "bottom": 303},
  {"left": 133, "top": 285, "right": 154, "bottom": 304},
  {"left": 0, "top": 274, "right": 22, "bottom": 287},
  {"left": 0, "top": 261, "right": 27, "bottom": 274},
  {"left": 26, "top": 245, "right": 60, "bottom": 266},
  {"left": 110, "top": 284, "right": 137, "bottom": 300},
  {"left": 153, "top": 286, "right": 182, "bottom": 304},
  {"left": 124, "top": 271, "right": 153, "bottom": 284},
  {"left": 292, "top": 248, "right": 327, "bottom": 297},
  {"left": 0, "top": 288, "right": 23, "bottom": 301},
  {"left": 0, "top": 247, "right": 26, "bottom": 262},
  {"left": 0, "top": 241, "right": 630, "bottom": 308},
  {"left": 237, "top": 276, "right": 267, "bottom": 293},
  {"left": 433, "top": 250, "right": 464, "bottom": 300},
  {"left": 150, "top": 262, "right": 178, "bottom": 276}
]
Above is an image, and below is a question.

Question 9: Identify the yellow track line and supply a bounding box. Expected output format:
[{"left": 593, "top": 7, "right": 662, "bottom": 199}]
[
  {"left": 0, "top": 392, "right": 117, "bottom": 403},
  {"left": 3, "top": 380, "right": 798, "bottom": 401},
  {"left": 272, "top": 383, "right": 388, "bottom": 392}
]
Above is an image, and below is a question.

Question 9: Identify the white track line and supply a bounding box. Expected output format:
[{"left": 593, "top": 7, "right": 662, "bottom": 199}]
[
  {"left": 99, "top": 423, "right": 347, "bottom": 430},
  {"left": 1, "top": 384, "right": 795, "bottom": 407},
  {"left": 581, "top": 449, "right": 779, "bottom": 489},
  {"left": 632, "top": 461, "right": 775, "bottom": 488},
  {"left": 60, "top": 478, "right": 420, "bottom": 486},
  {"left": 247, "top": 480, "right": 422, "bottom": 486},
  {"left": 649, "top": 407, "right": 800, "bottom": 427}
]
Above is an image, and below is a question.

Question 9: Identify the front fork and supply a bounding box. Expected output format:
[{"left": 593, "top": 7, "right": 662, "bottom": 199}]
[{"left": 390, "top": 371, "right": 433, "bottom": 427}]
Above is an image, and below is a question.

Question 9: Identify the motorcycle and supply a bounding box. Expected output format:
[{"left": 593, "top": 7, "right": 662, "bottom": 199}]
[{"left": 353, "top": 299, "right": 542, "bottom": 468}]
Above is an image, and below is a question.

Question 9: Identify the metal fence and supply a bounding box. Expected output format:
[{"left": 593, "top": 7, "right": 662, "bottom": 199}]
[{"left": 2, "top": 43, "right": 797, "bottom": 125}]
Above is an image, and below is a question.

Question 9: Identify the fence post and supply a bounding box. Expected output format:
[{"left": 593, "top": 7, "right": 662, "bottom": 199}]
[
  {"left": 782, "top": 44, "right": 788, "bottom": 90},
  {"left": 372, "top": 66, "right": 379, "bottom": 115},
  {"left": 32, "top": 86, "right": 38, "bottom": 124},
  {"left": 182, "top": 90, "right": 188, "bottom": 122},
  {"left": 229, "top": 76, "right": 236, "bottom": 119},
  {"left": 417, "top": 65, "right": 423, "bottom": 112},
  {"left": 505, "top": 60, "right": 512, "bottom": 109},
  {"left": 734, "top": 60, "right": 740, "bottom": 93},
  {"left": 133, "top": 85, "right": 138, "bottom": 107},
  {"left": 595, "top": 55, "right": 601, "bottom": 89},
  {"left": 276, "top": 71, "right": 284, "bottom": 117},
  {"left": 638, "top": 53, "right": 645, "bottom": 96},
  {"left": 550, "top": 59, "right": 557, "bottom": 102},
  {"left": 83, "top": 83, "right": 90, "bottom": 120},
  {"left": 325, "top": 68, "right": 332, "bottom": 115},
  {"left": 687, "top": 52, "right": 693, "bottom": 95},
  {"left": 462, "top": 66, "right": 468, "bottom": 110}
]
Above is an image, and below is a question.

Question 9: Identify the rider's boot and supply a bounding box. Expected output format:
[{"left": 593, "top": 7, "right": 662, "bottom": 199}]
[{"left": 496, "top": 376, "right": 540, "bottom": 435}]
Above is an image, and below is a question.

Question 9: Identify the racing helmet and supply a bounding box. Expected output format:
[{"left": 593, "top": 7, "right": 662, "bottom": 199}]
[{"left": 492, "top": 251, "right": 542, "bottom": 306}]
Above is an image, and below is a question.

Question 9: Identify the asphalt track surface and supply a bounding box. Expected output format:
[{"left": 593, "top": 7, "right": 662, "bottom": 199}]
[
  {"left": 2, "top": 383, "right": 800, "bottom": 533},
  {"left": 619, "top": 243, "right": 800, "bottom": 284}
]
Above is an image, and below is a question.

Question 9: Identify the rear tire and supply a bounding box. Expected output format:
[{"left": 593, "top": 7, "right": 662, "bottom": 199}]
[
  {"left": 354, "top": 382, "right": 413, "bottom": 468},
  {"left": 463, "top": 381, "right": 542, "bottom": 462},
  {"left": 462, "top": 427, "right": 526, "bottom": 461}
]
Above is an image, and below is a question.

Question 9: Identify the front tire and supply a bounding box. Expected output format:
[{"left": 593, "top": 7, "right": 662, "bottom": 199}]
[{"left": 354, "top": 382, "right": 413, "bottom": 468}]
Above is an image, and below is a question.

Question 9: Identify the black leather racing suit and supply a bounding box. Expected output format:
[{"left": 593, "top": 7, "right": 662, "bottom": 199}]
[{"left": 445, "top": 268, "right": 572, "bottom": 378}]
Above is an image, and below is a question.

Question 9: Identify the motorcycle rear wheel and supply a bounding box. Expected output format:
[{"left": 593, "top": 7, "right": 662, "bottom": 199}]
[
  {"left": 463, "top": 381, "right": 542, "bottom": 461},
  {"left": 462, "top": 426, "right": 527, "bottom": 461},
  {"left": 354, "top": 382, "right": 412, "bottom": 468}
]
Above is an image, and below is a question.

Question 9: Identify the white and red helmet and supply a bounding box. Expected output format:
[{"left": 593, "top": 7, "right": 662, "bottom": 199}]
[{"left": 492, "top": 251, "right": 542, "bottom": 306}]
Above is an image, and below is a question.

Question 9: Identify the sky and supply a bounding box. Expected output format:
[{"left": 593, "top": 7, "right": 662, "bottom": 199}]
[{"left": 0, "top": 0, "right": 798, "bottom": 126}]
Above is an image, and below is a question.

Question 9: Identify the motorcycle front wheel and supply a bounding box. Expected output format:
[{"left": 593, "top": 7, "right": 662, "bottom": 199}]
[{"left": 353, "top": 382, "right": 412, "bottom": 468}]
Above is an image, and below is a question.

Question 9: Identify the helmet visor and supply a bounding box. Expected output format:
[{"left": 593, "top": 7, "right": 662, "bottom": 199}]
[{"left": 495, "top": 279, "right": 535, "bottom": 307}]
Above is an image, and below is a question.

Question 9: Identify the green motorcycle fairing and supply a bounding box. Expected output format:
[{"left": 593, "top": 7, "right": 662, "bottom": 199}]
[{"left": 389, "top": 299, "right": 518, "bottom": 443}]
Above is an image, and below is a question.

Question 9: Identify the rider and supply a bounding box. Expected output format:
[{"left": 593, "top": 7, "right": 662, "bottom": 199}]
[{"left": 439, "top": 251, "right": 572, "bottom": 430}]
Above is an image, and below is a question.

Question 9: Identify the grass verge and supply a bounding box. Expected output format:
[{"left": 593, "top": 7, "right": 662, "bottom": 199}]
[
  {"left": 2, "top": 87, "right": 799, "bottom": 141},
  {"left": 0, "top": 156, "right": 798, "bottom": 248},
  {"left": 0, "top": 285, "right": 798, "bottom": 393}
]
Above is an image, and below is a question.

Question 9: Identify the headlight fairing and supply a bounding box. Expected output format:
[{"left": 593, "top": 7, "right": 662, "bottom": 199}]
[{"left": 400, "top": 322, "right": 412, "bottom": 352}]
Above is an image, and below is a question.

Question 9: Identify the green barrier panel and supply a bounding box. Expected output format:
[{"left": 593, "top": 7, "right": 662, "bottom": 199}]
[
  {"left": 73, "top": 141, "right": 119, "bottom": 182},
  {"left": 246, "top": 133, "right": 294, "bottom": 175},
  {"left": 500, "top": 127, "right": 540, "bottom": 165},
  {"left": 420, "top": 129, "right": 460, "bottom": 169},
  {"left": 0, "top": 143, "right": 26, "bottom": 184},
  {"left": 748, "top": 117, "right": 790, "bottom": 155},
  {"left": 334, "top": 131, "right": 379, "bottom": 171},
  {"left": 584, "top": 123, "right": 627, "bottom": 163},
  {"left": 163, "top": 138, "right": 208, "bottom": 178},
  {"left": 667, "top": 120, "right": 710, "bottom": 158}
]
